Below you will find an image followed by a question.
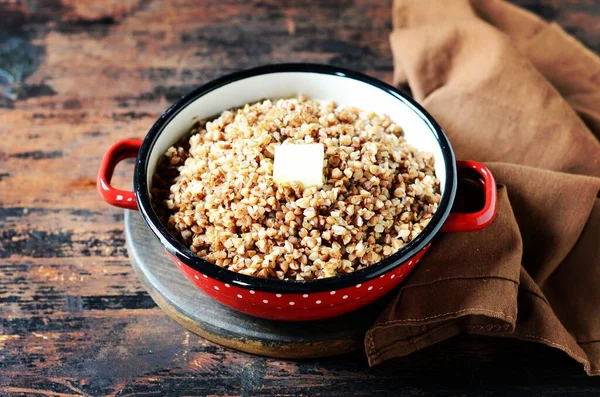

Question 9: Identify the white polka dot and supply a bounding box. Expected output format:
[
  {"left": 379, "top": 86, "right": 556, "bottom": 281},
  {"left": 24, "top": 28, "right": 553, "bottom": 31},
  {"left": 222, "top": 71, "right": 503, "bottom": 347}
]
[
  {"left": 356, "top": 284, "right": 362, "bottom": 288},
  {"left": 225, "top": 283, "right": 231, "bottom": 288},
  {"left": 203, "top": 274, "right": 208, "bottom": 278},
  {"left": 263, "top": 299, "right": 269, "bottom": 304},
  {"left": 177, "top": 262, "right": 181, "bottom": 266},
  {"left": 249, "top": 290, "right": 255, "bottom": 294},
  {"left": 342, "top": 295, "right": 348, "bottom": 299},
  {"left": 316, "top": 300, "right": 322, "bottom": 304},
  {"left": 390, "top": 274, "right": 396, "bottom": 279},
  {"left": 289, "top": 301, "right": 295, "bottom": 306},
  {"left": 276, "top": 294, "right": 282, "bottom": 298},
  {"left": 237, "top": 294, "right": 243, "bottom": 298},
  {"left": 408, "top": 260, "right": 413, "bottom": 266},
  {"left": 368, "top": 286, "right": 373, "bottom": 291},
  {"left": 330, "top": 291, "right": 336, "bottom": 295},
  {"left": 302, "top": 294, "right": 309, "bottom": 298},
  {"left": 214, "top": 286, "right": 219, "bottom": 291},
  {"left": 194, "top": 275, "right": 199, "bottom": 280},
  {"left": 380, "top": 274, "right": 385, "bottom": 278}
]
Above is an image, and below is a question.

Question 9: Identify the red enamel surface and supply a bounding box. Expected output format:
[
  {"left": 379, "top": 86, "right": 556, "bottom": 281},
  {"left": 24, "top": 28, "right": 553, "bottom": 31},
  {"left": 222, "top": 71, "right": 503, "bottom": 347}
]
[
  {"left": 97, "top": 139, "right": 142, "bottom": 211},
  {"left": 171, "top": 246, "right": 429, "bottom": 321},
  {"left": 442, "top": 160, "right": 498, "bottom": 232}
]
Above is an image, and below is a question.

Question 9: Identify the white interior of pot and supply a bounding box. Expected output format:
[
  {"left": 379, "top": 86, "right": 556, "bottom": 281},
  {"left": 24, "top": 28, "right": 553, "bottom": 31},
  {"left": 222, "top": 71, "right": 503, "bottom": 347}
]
[{"left": 147, "top": 72, "right": 448, "bottom": 194}]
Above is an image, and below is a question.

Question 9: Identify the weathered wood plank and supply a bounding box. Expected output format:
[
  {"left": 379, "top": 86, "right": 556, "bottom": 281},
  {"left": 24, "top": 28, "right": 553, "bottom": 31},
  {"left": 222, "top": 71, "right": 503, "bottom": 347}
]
[
  {"left": 0, "top": 207, "right": 129, "bottom": 258},
  {"left": 3, "top": 334, "right": 600, "bottom": 396},
  {"left": 1, "top": 0, "right": 599, "bottom": 395}
]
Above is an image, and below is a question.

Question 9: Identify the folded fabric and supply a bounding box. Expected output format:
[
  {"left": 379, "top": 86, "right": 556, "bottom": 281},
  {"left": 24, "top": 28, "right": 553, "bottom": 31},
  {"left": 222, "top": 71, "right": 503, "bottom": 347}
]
[{"left": 366, "top": 0, "right": 600, "bottom": 376}]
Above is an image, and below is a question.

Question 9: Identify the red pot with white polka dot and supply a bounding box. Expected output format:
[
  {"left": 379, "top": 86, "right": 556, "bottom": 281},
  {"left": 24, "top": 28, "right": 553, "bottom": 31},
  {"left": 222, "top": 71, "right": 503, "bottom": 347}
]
[
  {"left": 98, "top": 64, "right": 498, "bottom": 321},
  {"left": 170, "top": 248, "right": 431, "bottom": 321}
]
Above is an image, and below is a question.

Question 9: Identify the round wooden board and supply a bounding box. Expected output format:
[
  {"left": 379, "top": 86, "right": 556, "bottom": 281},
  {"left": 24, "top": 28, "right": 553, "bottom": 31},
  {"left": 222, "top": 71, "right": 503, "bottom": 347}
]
[{"left": 124, "top": 209, "right": 387, "bottom": 359}]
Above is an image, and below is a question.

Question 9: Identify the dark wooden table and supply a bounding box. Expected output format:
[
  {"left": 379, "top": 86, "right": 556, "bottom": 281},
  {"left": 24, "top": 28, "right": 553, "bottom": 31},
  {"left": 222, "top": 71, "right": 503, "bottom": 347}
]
[{"left": 1, "top": 1, "right": 599, "bottom": 396}]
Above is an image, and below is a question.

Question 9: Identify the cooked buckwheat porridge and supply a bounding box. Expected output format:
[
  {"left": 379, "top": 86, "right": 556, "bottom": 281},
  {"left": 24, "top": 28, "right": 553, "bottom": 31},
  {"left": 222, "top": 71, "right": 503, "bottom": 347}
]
[{"left": 151, "top": 96, "right": 441, "bottom": 280}]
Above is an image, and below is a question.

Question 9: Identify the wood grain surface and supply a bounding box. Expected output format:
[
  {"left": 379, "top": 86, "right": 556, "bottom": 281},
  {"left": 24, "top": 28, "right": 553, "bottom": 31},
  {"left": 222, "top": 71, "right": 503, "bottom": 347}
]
[{"left": 1, "top": 0, "right": 599, "bottom": 396}]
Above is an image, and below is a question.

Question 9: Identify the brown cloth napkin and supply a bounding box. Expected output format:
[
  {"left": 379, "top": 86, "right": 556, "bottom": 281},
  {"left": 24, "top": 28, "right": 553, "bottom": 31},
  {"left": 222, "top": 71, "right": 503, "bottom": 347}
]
[{"left": 365, "top": 0, "right": 600, "bottom": 375}]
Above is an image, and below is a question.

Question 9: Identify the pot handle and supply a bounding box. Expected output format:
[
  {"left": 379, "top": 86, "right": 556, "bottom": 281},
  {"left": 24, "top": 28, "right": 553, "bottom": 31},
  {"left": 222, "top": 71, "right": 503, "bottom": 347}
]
[
  {"left": 442, "top": 160, "right": 497, "bottom": 232},
  {"left": 97, "top": 139, "right": 142, "bottom": 211}
]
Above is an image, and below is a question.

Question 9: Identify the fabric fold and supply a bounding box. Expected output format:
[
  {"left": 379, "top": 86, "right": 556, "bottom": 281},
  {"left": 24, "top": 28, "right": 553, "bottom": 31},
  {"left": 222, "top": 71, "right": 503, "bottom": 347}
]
[{"left": 366, "top": 0, "right": 600, "bottom": 375}]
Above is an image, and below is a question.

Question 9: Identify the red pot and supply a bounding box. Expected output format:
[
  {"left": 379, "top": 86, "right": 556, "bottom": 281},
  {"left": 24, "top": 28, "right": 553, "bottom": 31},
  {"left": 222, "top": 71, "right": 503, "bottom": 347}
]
[{"left": 98, "top": 64, "right": 497, "bottom": 321}]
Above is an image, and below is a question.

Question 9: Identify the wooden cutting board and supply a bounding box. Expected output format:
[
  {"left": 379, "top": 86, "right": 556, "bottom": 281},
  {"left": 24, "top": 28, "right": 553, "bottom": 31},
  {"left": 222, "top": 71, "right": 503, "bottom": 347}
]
[{"left": 124, "top": 209, "right": 388, "bottom": 359}]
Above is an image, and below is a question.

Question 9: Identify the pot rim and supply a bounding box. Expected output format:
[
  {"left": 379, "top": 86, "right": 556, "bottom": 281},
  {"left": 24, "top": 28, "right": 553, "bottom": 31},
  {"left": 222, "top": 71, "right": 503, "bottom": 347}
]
[{"left": 134, "top": 63, "right": 457, "bottom": 293}]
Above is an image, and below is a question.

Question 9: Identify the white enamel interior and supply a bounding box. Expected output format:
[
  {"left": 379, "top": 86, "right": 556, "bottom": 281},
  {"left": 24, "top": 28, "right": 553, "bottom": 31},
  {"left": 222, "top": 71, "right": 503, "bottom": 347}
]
[{"left": 147, "top": 72, "right": 447, "bottom": 193}]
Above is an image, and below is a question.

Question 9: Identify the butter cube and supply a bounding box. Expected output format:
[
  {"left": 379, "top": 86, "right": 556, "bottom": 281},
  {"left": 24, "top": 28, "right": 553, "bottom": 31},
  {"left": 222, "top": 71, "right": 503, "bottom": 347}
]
[{"left": 273, "top": 143, "right": 324, "bottom": 189}]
